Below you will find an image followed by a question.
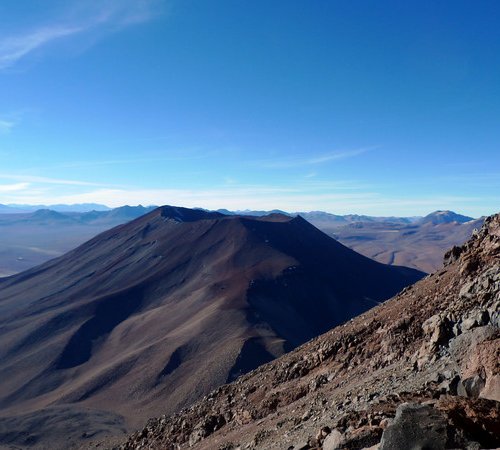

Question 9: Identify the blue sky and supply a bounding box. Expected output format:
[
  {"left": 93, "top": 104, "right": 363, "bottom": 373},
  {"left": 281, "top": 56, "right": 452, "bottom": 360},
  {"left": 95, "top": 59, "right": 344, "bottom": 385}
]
[{"left": 0, "top": 0, "right": 499, "bottom": 216}]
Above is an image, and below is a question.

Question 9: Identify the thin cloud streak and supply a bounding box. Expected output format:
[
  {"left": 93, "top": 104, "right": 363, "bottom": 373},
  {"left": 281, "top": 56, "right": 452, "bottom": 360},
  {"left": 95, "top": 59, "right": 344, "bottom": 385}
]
[
  {"left": 0, "top": 182, "right": 30, "bottom": 192},
  {"left": 0, "top": 0, "right": 163, "bottom": 70},
  {"left": 0, "top": 174, "right": 106, "bottom": 187},
  {"left": 256, "top": 147, "right": 376, "bottom": 169},
  {"left": 0, "top": 26, "right": 82, "bottom": 69},
  {"left": 307, "top": 147, "right": 375, "bottom": 164}
]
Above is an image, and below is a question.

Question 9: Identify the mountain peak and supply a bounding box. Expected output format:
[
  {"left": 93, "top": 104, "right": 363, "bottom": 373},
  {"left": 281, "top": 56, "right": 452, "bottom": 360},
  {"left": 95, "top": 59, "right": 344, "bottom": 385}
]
[
  {"left": 158, "top": 205, "right": 226, "bottom": 222},
  {"left": 29, "top": 209, "right": 77, "bottom": 223}
]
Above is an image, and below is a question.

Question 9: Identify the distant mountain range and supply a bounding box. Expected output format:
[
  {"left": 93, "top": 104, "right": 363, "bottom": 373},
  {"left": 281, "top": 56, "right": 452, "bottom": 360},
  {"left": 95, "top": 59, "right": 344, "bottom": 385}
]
[
  {"left": 0, "top": 203, "right": 477, "bottom": 224},
  {"left": 309, "top": 211, "right": 482, "bottom": 273},
  {"left": 221, "top": 209, "right": 424, "bottom": 225},
  {"left": 0, "top": 206, "right": 423, "bottom": 448},
  {"left": 0, "top": 203, "right": 112, "bottom": 213},
  {"left": 0, "top": 206, "right": 156, "bottom": 277},
  {"left": 0, "top": 207, "right": 482, "bottom": 277}
]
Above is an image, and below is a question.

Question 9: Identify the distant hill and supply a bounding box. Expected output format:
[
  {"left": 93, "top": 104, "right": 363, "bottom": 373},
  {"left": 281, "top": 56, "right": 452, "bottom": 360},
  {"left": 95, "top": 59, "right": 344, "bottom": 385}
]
[
  {"left": 4, "top": 203, "right": 112, "bottom": 212},
  {"left": 419, "top": 210, "right": 475, "bottom": 225},
  {"left": 312, "top": 215, "right": 483, "bottom": 274},
  {"left": 0, "top": 206, "right": 156, "bottom": 277},
  {"left": 0, "top": 206, "right": 423, "bottom": 448},
  {"left": 0, "top": 204, "right": 31, "bottom": 214},
  {"left": 216, "top": 208, "right": 290, "bottom": 217},
  {"left": 215, "top": 209, "right": 420, "bottom": 224},
  {"left": 27, "top": 209, "right": 79, "bottom": 224},
  {"left": 76, "top": 205, "right": 157, "bottom": 224}
]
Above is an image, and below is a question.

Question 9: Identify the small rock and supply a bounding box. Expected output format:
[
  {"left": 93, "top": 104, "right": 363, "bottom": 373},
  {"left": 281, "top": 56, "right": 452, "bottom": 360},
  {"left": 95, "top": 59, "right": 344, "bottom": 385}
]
[
  {"left": 460, "top": 258, "right": 479, "bottom": 276},
  {"left": 444, "top": 246, "right": 462, "bottom": 266},
  {"left": 457, "top": 375, "right": 485, "bottom": 398},
  {"left": 315, "top": 426, "right": 331, "bottom": 442},
  {"left": 466, "top": 310, "right": 489, "bottom": 330},
  {"left": 322, "top": 429, "right": 343, "bottom": 450},
  {"left": 422, "top": 315, "right": 452, "bottom": 346},
  {"left": 459, "top": 280, "right": 476, "bottom": 298},
  {"left": 379, "top": 418, "right": 391, "bottom": 429}
]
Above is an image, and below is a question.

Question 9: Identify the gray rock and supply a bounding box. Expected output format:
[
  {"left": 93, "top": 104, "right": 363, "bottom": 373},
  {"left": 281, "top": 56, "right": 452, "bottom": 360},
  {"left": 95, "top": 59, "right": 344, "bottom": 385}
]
[
  {"left": 457, "top": 375, "right": 485, "bottom": 398},
  {"left": 461, "top": 310, "right": 489, "bottom": 331},
  {"left": 459, "top": 280, "right": 476, "bottom": 299},
  {"left": 422, "top": 315, "right": 452, "bottom": 346},
  {"left": 323, "top": 429, "right": 343, "bottom": 450},
  {"left": 448, "top": 325, "right": 497, "bottom": 366},
  {"left": 379, "top": 403, "right": 447, "bottom": 450},
  {"left": 489, "top": 307, "right": 500, "bottom": 328}
]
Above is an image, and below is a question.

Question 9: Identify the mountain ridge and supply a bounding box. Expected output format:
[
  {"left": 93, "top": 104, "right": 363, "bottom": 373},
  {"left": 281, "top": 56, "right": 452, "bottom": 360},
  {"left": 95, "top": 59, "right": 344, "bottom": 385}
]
[{"left": 0, "top": 206, "right": 484, "bottom": 277}]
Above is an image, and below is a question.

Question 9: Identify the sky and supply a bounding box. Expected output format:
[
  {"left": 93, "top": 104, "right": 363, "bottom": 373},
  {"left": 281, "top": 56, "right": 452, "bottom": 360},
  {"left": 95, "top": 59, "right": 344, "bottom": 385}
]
[{"left": 0, "top": 0, "right": 499, "bottom": 217}]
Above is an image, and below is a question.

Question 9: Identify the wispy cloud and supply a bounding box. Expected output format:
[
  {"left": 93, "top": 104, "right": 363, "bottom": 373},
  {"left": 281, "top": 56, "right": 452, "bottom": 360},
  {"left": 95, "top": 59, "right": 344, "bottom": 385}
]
[
  {"left": 0, "top": 182, "right": 30, "bottom": 192},
  {"left": 0, "top": 174, "right": 106, "bottom": 187},
  {"left": 0, "top": 27, "right": 82, "bottom": 69},
  {"left": 256, "top": 147, "right": 376, "bottom": 169},
  {"left": 0, "top": 0, "right": 164, "bottom": 70},
  {"left": 307, "top": 147, "right": 375, "bottom": 164},
  {"left": 0, "top": 119, "right": 15, "bottom": 134}
]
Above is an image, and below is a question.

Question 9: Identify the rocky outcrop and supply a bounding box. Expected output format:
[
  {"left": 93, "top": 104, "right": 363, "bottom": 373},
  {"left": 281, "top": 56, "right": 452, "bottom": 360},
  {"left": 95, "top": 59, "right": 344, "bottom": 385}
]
[
  {"left": 114, "top": 214, "right": 499, "bottom": 450},
  {"left": 379, "top": 403, "right": 448, "bottom": 450}
]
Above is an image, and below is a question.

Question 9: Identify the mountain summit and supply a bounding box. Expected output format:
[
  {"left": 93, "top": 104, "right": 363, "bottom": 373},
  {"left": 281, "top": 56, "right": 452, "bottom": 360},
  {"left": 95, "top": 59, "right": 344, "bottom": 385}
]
[{"left": 0, "top": 206, "right": 423, "bottom": 448}]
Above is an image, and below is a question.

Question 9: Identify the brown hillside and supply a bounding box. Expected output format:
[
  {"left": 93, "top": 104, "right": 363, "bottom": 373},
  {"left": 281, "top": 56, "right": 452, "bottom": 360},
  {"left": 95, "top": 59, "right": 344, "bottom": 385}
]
[{"left": 118, "top": 213, "right": 499, "bottom": 450}]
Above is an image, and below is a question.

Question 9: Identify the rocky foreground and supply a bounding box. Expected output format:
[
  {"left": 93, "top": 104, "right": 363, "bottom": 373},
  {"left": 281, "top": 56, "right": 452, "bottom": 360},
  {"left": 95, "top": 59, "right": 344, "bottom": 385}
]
[{"left": 114, "top": 214, "right": 499, "bottom": 450}]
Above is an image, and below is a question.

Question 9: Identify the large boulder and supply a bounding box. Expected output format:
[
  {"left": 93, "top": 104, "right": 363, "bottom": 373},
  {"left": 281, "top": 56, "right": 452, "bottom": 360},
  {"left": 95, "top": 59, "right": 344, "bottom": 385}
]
[{"left": 379, "top": 403, "right": 447, "bottom": 450}]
